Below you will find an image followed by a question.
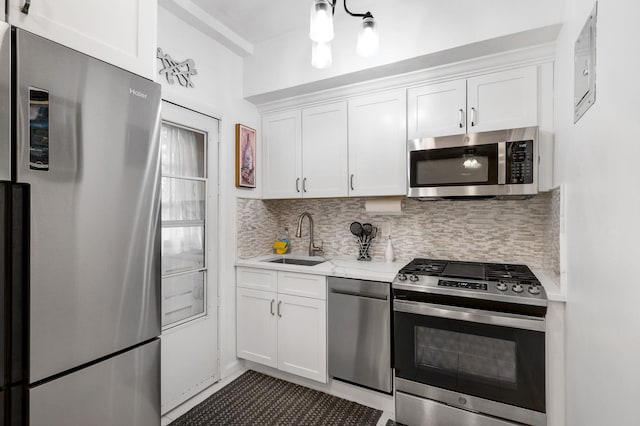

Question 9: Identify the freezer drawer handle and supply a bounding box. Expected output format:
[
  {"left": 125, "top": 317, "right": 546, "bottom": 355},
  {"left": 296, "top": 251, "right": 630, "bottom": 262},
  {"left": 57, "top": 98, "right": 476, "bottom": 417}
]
[
  {"left": 330, "top": 288, "right": 388, "bottom": 301},
  {"left": 21, "top": 0, "right": 31, "bottom": 14}
]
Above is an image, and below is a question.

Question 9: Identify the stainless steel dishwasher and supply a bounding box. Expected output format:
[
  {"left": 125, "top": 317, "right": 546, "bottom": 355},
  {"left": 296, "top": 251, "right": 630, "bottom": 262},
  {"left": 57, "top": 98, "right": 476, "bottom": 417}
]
[{"left": 328, "top": 276, "right": 392, "bottom": 394}]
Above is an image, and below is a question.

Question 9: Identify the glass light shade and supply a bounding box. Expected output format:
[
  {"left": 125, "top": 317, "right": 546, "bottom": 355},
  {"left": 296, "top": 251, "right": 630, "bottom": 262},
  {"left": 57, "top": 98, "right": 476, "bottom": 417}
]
[
  {"left": 309, "top": 0, "right": 334, "bottom": 42},
  {"left": 357, "top": 16, "right": 379, "bottom": 57},
  {"left": 311, "top": 41, "right": 332, "bottom": 68}
]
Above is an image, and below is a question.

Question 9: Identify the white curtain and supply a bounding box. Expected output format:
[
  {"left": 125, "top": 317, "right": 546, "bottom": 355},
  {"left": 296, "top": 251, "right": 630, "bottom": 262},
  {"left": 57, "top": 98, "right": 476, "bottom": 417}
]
[{"left": 160, "top": 124, "right": 205, "bottom": 275}]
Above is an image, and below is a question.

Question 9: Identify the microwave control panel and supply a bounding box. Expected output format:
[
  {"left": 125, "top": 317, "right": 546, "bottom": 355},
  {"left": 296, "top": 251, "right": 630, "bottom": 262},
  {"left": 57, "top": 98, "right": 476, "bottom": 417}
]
[{"left": 506, "top": 140, "right": 534, "bottom": 184}]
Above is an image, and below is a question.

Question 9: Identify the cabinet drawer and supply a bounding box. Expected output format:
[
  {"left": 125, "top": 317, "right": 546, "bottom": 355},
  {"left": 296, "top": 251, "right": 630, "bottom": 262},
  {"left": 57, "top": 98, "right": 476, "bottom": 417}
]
[
  {"left": 278, "top": 272, "right": 326, "bottom": 300},
  {"left": 237, "top": 267, "right": 278, "bottom": 292}
]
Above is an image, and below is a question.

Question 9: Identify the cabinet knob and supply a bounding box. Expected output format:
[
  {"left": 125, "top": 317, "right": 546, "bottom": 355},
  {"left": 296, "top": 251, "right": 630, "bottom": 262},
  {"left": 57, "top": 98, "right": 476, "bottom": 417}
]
[
  {"left": 350, "top": 174, "right": 355, "bottom": 191},
  {"left": 21, "top": 0, "right": 31, "bottom": 14},
  {"left": 277, "top": 301, "right": 282, "bottom": 317},
  {"left": 303, "top": 177, "right": 307, "bottom": 193},
  {"left": 296, "top": 177, "right": 301, "bottom": 193},
  {"left": 458, "top": 109, "right": 464, "bottom": 128},
  {"left": 270, "top": 299, "right": 275, "bottom": 316},
  {"left": 470, "top": 107, "right": 477, "bottom": 127}
]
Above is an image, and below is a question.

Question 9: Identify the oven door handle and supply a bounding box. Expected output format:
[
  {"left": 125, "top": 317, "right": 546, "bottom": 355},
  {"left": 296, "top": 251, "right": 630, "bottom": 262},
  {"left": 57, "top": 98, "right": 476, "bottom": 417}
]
[{"left": 393, "top": 300, "right": 545, "bottom": 332}]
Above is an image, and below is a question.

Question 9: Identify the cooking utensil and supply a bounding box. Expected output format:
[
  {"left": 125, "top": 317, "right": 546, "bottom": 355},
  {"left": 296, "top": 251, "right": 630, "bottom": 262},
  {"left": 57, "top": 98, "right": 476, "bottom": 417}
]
[{"left": 350, "top": 221, "right": 363, "bottom": 237}]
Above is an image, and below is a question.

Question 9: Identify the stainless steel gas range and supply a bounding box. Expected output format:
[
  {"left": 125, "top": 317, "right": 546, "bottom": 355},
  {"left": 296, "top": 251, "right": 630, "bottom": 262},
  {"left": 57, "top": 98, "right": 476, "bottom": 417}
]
[{"left": 392, "top": 259, "right": 548, "bottom": 426}]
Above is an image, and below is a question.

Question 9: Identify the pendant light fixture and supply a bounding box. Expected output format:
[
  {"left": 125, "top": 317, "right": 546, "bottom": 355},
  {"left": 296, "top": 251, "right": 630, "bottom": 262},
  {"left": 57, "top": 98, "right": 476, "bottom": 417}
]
[{"left": 309, "top": 0, "right": 379, "bottom": 69}]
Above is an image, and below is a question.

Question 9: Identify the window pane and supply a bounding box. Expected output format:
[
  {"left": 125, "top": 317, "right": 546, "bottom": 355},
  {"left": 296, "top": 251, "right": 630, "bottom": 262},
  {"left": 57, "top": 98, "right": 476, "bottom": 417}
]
[
  {"left": 161, "top": 123, "right": 205, "bottom": 178},
  {"left": 161, "top": 226, "right": 204, "bottom": 275},
  {"left": 161, "top": 177, "right": 205, "bottom": 222},
  {"left": 162, "top": 272, "right": 205, "bottom": 327}
]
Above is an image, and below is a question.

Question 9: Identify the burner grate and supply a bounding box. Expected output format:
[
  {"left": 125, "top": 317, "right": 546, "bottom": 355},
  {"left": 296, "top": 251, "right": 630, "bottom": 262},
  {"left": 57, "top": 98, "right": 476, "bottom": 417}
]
[
  {"left": 400, "top": 259, "right": 447, "bottom": 275},
  {"left": 485, "top": 264, "right": 539, "bottom": 283}
]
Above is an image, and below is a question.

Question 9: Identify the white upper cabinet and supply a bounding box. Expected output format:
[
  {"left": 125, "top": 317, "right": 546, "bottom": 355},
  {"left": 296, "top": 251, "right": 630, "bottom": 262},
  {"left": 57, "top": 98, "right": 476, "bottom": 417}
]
[
  {"left": 467, "top": 67, "right": 538, "bottom": 133},
  {"left": 408, "top": 80, "right": 467, "bottom": 139},
  {"left": 408, "top": 66, "right": 538, "bottom": 139},
  {"left": 262, "top": 109, "right": 303, "bottom": 199},
  {"left": 302, "top": 102, "right": 348, "bottom": 198},
  {"left": 348, "top": 89, "right": 407, "bottom": 197},
  {"left": 263, "top": 102, "right": 348, "bottom": 199},
  {"left": 8, "top": 0, "right": 157, "bottom": 80}
]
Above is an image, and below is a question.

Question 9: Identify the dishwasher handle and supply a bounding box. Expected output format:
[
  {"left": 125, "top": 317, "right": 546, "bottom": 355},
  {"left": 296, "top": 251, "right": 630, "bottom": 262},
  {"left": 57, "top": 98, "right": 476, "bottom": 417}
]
[{"left": 329, "top": 288, "right": 388, "bottom": 301}]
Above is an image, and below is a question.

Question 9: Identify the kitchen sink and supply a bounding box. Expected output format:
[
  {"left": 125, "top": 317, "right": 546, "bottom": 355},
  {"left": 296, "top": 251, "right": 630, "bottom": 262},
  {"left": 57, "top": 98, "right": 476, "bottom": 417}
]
[{"left": 265, "top": 257, "right": 327, "bottom": 266}]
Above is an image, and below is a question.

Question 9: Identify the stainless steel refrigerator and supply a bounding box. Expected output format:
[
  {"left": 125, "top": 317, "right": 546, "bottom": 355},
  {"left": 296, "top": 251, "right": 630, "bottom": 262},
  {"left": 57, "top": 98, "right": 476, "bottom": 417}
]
[{"left": 0, "top": 24, "right": 161, "bottom": 425}]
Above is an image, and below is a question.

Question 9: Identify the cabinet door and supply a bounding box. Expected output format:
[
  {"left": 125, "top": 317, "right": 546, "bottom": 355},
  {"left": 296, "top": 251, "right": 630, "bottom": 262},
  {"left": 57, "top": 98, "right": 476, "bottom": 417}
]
[
  {"left": 302, "top": 102, "right": 348, "bottom": 198},
  {"left": 467, "top": 66, "right": 538, "bottom": 133},
  {"left": 407, "top": 80, "right": 467, "bottom": 139},
  {"left": 236, "top": 288, "right": 277, "bottom": 368},
  {"left": 8, "top": 0, "right": 156, "bottom": 79},
  {"left": 348, "top": 89, "right": 407, "bottom": 197},
  {"left": 277, "top": 294, "right": 327, "bottom": 383},
  {"left": 262, "top": 109, "right": 302, "bottom": 199}
]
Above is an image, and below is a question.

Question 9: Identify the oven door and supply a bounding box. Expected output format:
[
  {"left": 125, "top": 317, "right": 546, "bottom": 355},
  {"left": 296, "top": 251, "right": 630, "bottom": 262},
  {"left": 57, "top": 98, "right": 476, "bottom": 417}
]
[{"left": 394, "top": 300, "right": 545, "bottom": 415}]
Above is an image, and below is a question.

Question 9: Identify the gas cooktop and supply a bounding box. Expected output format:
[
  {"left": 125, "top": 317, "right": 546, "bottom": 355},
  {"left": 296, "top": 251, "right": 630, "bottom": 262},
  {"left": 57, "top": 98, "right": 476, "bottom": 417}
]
[{"left": 393, "top": 258, "right": 547, "bottom": 306}]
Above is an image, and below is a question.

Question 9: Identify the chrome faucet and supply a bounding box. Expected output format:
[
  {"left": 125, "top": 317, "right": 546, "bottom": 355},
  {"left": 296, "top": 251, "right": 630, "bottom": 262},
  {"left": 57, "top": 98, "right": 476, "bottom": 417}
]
[{"left": 295, "top": 212, "right": 324, "bottom": 257}]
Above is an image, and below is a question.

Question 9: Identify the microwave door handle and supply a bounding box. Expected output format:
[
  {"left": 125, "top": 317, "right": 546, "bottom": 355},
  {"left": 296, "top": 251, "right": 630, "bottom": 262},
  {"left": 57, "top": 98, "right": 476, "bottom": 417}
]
[{"left": 498, "top": 142, "right": 506, "bottom": 184}]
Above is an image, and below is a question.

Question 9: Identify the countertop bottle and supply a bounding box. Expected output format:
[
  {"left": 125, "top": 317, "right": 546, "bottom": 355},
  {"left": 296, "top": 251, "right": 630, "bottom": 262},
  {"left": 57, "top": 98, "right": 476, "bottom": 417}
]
[{"left": 385, "top": 236, "right": 394, "bottom": 262}]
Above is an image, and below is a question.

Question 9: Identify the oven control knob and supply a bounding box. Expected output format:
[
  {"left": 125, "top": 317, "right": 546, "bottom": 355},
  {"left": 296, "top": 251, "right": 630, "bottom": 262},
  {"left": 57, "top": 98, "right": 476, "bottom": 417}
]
[
  {"left": 398, "top": 273, "right": 407, "bottom": 281},
  {"left": 512, "top": 284, "right": 524, "bottom": 293},
  {"left": 409, "top": 274, "right": 420, "bottom": 282},
  {"left": 496, "top": 282, "right": 508, "bottom": 291},
  {"left": 528, "top": 285, "right": 541, "bottom": 295}
]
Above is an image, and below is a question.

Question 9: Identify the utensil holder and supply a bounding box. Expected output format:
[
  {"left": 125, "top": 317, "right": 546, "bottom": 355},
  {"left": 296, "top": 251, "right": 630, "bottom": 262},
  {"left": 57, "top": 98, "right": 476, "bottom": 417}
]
[{"left": 355, "top": 226, "right": 377, "bottom": 261}]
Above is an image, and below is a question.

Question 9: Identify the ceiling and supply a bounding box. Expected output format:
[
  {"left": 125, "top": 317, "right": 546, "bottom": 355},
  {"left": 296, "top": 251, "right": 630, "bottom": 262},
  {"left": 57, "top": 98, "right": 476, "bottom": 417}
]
[{"left": 191, "top": 0, "right": 376, "bottom": 44}]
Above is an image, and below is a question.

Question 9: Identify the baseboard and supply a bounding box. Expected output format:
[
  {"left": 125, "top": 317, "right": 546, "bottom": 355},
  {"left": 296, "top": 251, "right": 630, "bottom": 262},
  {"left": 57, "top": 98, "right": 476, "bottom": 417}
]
[
  {"left": 245, "top": 361, "right": 395, "bottom": 413},
  {"left": 223, "top": 359, "right": 245, "bottom": 379}
]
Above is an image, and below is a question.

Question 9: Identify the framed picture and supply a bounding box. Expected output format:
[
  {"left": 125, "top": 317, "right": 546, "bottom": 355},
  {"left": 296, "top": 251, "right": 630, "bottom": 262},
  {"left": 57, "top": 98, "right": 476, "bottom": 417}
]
[{"left": 235, "top": 124, "right": 256, "bottom": 188}]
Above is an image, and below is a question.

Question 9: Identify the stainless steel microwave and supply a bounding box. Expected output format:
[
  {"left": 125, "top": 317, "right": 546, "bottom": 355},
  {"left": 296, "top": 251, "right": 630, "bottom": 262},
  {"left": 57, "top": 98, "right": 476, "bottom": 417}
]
[{"left": 407, "top": 127, "right": 539, "bottom": 199}]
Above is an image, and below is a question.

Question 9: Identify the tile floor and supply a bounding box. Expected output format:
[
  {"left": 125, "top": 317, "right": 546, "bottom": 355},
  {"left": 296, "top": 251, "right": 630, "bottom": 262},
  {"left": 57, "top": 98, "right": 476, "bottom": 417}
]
[{"left": 161, "top": 369, "right": 394, "bottom": 426}]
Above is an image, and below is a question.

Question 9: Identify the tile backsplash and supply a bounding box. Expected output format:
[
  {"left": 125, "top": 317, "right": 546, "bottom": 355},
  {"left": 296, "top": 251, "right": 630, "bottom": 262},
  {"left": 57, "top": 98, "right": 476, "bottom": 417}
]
[{"left": 237, "top": 189, "right": 560, "bottom": 283}]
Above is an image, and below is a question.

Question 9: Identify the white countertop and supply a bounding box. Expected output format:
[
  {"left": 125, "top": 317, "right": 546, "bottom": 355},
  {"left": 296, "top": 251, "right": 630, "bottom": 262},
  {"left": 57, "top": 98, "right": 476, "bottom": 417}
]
[
  {"left": 235, "top": 254, "right": 405, "bottom": 282},
  {"left": 236, "top": 255, "right": 566, "bottom": 301},
  {"left": 531, "top": 269, "right": 566, "bottom": 303}
]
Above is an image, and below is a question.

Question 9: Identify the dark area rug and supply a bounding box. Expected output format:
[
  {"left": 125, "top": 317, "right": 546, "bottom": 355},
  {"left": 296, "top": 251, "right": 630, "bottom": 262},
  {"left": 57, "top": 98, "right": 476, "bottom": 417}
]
[{"left": 169, "top": 370, "right": 383, "bottom": 425}]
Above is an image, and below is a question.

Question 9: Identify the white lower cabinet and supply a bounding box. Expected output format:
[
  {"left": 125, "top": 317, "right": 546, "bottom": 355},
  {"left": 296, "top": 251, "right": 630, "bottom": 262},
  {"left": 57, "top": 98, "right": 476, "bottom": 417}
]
[
  {"left": 236, "top": 287, "right": 278, "bottom": 368},
  {"left": 236, "top": 267, "right": 327, "bottom": 383},
  {"left": 277, "top": 293, "right": 327, "bottom": 381}
]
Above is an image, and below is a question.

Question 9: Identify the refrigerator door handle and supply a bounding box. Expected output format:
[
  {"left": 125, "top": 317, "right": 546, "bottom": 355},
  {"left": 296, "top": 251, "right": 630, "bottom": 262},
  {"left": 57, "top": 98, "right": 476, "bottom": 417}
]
[{"left": 10, "top": 183, "right": 30, "bottom": 385}]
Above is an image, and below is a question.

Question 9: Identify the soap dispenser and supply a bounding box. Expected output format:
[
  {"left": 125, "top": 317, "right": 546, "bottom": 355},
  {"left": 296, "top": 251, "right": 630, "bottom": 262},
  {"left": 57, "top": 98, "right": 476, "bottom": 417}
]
[{"left": 385, "top": 235, "right": 395, "bottom": 262}]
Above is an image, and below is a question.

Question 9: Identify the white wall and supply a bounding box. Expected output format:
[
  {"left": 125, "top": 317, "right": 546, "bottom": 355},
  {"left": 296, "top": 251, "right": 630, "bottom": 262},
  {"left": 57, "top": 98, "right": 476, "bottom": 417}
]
[
  {"left": 243, "top": 0, "right": 564, "bottom": 101},
  {"left": 553, "top": 1, "right": 640, "bottom": 424},
  {"left": 157, "top": 5, "right": 261, "bottom": 379}
]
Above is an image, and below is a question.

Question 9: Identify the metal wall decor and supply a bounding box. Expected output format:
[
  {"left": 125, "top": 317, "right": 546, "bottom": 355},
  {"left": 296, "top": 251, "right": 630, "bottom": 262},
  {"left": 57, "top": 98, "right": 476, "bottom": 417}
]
[{"left": 157, "top": 48, "right": 198, "bottom": 88}]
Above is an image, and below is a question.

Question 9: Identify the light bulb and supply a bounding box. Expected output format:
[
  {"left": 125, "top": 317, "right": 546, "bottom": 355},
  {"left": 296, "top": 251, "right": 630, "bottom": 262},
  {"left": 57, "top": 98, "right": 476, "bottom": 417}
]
[
  {"left": 309, "top": 0, "right": 334, "bottom": 42},
  {"left": 311, "top": 41, "right": 332, "bottom": 69},
  {"left": 357, "top": 16, "right": 379, "bottom": 57}
]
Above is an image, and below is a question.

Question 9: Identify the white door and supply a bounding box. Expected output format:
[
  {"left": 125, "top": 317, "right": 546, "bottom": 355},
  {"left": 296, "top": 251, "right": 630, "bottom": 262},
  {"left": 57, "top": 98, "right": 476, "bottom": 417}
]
[
  {"left": 262, "top": 109, "right": 302, "bottom": 199},
  {"left": 302, "top": 101, "right": 348, "bottom": 198},
  {"left": 348, "top": 89, "right": 407, "bottom": 197},
  {"left": 407, "top": 79, "right": 467, "bottom": 138},
  {"left": 277, "top": 294, "right": 327, "bottom": 383},
  {"left": 8, "top": 0, "right": 156, "bottom": 79},
  {"left": 160, "top": 101, "right": 219, "bottom": 414},
  {"left": 467, "top": 66, "right": 538, "bottom": 133},
  {"left": 236, "top": 288, "right": 278, "bottom": 368}
]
